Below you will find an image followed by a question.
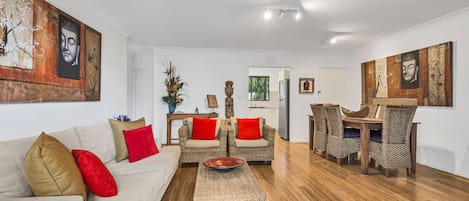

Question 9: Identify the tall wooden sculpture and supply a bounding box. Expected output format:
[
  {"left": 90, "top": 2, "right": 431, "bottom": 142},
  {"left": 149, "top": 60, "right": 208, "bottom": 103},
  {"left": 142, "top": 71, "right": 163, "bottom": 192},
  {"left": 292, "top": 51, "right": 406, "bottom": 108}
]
[{"left": 225, "top": 81, "right": 234, "bottom": 118}]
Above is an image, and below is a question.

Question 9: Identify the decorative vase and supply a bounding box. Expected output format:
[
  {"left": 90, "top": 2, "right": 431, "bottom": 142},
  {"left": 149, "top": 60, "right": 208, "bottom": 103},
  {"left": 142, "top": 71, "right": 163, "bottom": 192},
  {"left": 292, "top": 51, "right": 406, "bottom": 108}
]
[{"left": 168, "top": 102, "right": 176, "bottom": 114}]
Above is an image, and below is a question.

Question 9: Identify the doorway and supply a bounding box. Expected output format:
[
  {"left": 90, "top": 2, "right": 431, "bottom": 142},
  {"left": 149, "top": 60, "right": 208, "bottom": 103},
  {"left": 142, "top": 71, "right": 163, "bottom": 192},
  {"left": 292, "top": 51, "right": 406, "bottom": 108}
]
[{"left": 318, "top": 68, "right": 349, "bottom": 106}]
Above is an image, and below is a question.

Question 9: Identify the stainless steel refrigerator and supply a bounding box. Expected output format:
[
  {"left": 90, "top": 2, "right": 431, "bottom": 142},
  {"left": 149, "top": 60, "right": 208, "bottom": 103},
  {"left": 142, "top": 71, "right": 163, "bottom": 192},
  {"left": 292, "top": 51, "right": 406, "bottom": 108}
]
[{"left": 279, "top": 79, "right": 290, "bottom": 141}]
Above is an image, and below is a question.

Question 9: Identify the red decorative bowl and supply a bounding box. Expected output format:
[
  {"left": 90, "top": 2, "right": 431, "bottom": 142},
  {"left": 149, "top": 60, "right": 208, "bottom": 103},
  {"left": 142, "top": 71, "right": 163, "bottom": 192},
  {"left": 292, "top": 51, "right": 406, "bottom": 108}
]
[{"left": 203, "top": 157, "right": 245, "bottom": 172}]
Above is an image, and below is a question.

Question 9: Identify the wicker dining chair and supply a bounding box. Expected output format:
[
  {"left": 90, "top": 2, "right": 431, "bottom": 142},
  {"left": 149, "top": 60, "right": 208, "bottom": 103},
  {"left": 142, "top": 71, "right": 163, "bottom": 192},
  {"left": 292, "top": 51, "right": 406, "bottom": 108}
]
[
  {"left": 369, "top": 105, "right": 417, "bottom": 177},
  {"left": 310, "top": 104, "right": 328, "bottom": 157},
  {"left": 323, "top": 104, "right": 361, "bottom": 165}
]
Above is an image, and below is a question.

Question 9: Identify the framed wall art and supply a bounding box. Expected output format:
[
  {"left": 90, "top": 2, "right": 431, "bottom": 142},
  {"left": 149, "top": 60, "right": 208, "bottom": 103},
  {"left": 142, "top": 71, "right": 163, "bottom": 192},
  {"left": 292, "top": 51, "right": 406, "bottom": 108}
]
[
  {"left": 361, "top": 41, "right": 452, "bottom": 106},
  {"left": 299, "top": 78, "right": 314, "bottom": 93},
  {"left": 0, "top": 0, "right": 102, "bottom": 103}
]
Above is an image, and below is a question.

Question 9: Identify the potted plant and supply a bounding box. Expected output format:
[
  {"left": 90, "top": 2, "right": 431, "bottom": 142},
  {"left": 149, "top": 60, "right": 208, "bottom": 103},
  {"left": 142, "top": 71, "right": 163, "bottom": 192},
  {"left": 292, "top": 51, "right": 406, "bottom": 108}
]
[{"left": 162, "top": 61, "right": 184, "bottom": 113}]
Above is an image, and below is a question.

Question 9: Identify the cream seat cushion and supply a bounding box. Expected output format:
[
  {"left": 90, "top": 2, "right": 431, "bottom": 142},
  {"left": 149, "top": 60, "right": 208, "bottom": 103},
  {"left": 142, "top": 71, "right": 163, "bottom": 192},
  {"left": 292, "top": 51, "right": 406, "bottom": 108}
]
[
  {"left": 235, "top": 139, "right": 269, "bottom": 148},
  {"left": 186, "top": 139, "right": 220, "bottom": 148}
]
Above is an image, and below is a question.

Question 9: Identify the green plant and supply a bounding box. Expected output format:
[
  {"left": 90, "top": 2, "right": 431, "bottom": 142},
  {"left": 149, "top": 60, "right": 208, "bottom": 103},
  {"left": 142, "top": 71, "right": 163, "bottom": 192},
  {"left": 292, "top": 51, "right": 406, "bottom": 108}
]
[{"left": 162, "top": 61, "right": 185, "bottom": 105}]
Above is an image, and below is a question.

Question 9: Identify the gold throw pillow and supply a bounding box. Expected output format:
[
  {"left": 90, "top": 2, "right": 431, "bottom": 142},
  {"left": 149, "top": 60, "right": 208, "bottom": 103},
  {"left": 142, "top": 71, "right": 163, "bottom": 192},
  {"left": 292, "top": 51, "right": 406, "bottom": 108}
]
[
  {"left": 109, "top": 117, "right": 146, "bottom": 162},
  {"left": 24, "top": 133, "right": 87, "bottom": 200}
]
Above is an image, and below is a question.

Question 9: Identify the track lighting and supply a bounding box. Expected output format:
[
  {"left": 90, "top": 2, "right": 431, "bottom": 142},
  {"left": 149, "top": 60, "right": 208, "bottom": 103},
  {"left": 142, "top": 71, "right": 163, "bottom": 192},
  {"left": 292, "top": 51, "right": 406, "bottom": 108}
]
[{"left": 263, "top": 8, "right": 302, "bottom": 21}]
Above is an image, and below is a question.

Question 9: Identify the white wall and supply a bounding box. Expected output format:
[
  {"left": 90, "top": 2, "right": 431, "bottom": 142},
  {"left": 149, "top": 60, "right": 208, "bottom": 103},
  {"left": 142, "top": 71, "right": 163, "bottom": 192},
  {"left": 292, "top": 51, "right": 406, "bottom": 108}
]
[
  {"left": 349, "top": 9, "right": 469, "bottom": 178},
  {"left": 0, "top": 1, "right": 128, "bottom": 141},
  {"left": 150, "top": 48, "right": 350, "bottom": 144}
]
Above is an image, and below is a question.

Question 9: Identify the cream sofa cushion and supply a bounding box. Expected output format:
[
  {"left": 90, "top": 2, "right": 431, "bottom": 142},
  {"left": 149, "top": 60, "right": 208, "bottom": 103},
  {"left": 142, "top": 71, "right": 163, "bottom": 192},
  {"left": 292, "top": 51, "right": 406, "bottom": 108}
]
[
  {"left": 75, "top": 123, "right": 115, "bottom": 163},
  {"left": 186, "top": 139, "right": 220, "bottom": 148},
  {"left": 0, "top": 196, "right": 83, "bottom": 201},
  {"left": 0, "top": 136, "right": 36, "bottom": 197},
  {"left": 235, "top": 139, "right": 269, "bottom": 148},
  {"left": 49, "top": 128, "right": 81, "bottom": 150}
]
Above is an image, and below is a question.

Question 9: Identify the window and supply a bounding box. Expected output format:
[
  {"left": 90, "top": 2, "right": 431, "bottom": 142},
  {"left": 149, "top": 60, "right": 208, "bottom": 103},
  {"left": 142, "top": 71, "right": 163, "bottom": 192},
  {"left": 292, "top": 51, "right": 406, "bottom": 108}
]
[{"left": 248, "top": 76, "right": 270, "bottom": 101}]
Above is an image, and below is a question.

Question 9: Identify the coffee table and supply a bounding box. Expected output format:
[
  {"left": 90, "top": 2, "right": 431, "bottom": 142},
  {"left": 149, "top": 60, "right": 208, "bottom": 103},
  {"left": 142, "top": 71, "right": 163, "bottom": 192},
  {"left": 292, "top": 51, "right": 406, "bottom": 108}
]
[{"left": 193, "top": 157, "right": 266, "bottom": 201}]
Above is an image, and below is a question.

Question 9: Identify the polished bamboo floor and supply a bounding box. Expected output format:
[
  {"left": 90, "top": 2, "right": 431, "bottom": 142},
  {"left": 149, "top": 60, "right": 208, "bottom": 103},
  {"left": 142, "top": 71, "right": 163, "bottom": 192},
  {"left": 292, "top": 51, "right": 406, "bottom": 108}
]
[{"left": 162, "top": 135, "right": 469, "bottom": 201}]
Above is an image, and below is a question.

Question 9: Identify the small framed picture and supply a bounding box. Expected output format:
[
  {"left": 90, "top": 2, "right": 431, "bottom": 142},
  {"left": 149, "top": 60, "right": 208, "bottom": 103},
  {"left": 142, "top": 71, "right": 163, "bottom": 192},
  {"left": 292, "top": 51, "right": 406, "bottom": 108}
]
[
  {"left": 207, "top": 94, "right": 218, "bottom": 108},
  {"left": 299, "top": 78, "right": 314, "bottom": 93}
]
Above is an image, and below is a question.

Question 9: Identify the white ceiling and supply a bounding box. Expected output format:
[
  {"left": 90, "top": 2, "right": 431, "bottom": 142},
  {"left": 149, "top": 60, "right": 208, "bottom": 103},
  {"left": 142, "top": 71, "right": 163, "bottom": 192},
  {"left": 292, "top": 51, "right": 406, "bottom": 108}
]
[{"left": 80, "top": 0, "right": 469, "bottom": 51}]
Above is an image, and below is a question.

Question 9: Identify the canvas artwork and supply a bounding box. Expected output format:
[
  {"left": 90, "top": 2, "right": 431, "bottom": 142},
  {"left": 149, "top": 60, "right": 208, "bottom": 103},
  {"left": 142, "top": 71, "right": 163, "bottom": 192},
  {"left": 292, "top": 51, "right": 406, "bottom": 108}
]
[
  {"left": 85, "top": 26, "right": 101, "bottom": 101},
  {"left": 361, "top": 42, "right": 452, "bottom": 106},
  {"left": 0, "top": 0, "right": 101, "bottom": 103},
  {"left": 0, "top": 0, "right": 35, "bottom": 69}
]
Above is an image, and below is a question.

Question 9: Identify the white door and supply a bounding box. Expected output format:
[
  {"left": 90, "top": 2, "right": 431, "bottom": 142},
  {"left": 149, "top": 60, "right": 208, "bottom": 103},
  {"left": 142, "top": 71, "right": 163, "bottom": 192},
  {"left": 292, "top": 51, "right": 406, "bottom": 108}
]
[{"left": 318, "top": 68, "right": 348, "bottom": 106}]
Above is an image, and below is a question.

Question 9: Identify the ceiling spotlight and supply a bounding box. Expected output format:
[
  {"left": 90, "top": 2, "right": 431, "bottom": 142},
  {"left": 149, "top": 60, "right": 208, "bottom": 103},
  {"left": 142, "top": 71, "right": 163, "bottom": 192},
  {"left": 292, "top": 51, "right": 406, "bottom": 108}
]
[
  {"left": 295, "top": 11, "right": 302, "bottom": 20},
  {"left": 264, "top": 10, "right": 272, "bottom": 20},
  {"left": 329, "top": 37, "right": 337, "bottom": 44}
]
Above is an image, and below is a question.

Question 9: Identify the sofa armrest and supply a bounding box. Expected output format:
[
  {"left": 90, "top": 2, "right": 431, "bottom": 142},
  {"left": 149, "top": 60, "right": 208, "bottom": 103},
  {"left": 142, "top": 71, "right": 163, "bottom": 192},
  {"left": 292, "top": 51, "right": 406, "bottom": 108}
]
[
  {"left": 178, "top": 125, "right": 189, "bottom": 148},
  {"left": 0, "top": 195, "right": 83, "bottom": 201},
  {"left": 262, "top": 124, "right": 276, "bottom": 146}
]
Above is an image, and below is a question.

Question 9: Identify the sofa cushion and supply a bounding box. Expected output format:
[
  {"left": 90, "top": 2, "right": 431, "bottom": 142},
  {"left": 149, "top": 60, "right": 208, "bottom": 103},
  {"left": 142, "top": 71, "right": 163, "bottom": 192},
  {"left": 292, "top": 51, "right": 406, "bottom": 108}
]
[
  {"left": 186, "top": 139, "right": 220, "bottom": 148},
  {"left": 72, "top": 150, "right": 118, "bottom": 197},
  {"left": 24, "top": 133, "right": 87, "bottom": 200},
  {"left": 74, "top": 123, "right": 115, "bottom": 163},
  {"left": 106, "top": 146, "right": 180, "bottom": 177},
  {"left": 230, "top": 117, "right": 264, "bottom": 137},
  {"left": 236, "top": 118, "right": 261, "bottom": 139},
  {"left": 49, "top": 128, "right": 82, "bottom": 150},
  {"left": 235, "top": 138, "right": 269, "bottom": 148},
  {"left": 0, "top": 136, "right": 36, "bottom": 197},
  {"left": 185, "top": 117, "right": 221, "bottom": 138},
  {"left": 109, "top": 118, "right": 146, "bottom": 162},
  {"left": 88, "top": 171, "right": 166, "bottom": 201},
  {"left": 123, "top": 125, "right": 159, "bottom": 163},
  {"left": 191, "top": 118, "right": 217, "bottom": 140}
]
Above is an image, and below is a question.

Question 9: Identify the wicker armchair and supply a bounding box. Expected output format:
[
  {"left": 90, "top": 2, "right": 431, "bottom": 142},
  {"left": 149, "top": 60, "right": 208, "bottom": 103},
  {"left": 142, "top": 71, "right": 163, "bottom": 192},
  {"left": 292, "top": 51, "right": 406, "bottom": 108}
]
[
  {"left": 369, "top": 105, "right": 417, "bottom": 177},
  {"left": 323, "top": 105, "right": 361, "bottom": 165},
  {"left": 310, "top": 104, "right": 328, "bottom": 157},
  {"left": 178, "top": 118, "right": 228, "bottom": 164},
  {"left": 227, "top": 118, "right": 275, "bottom": 164}
]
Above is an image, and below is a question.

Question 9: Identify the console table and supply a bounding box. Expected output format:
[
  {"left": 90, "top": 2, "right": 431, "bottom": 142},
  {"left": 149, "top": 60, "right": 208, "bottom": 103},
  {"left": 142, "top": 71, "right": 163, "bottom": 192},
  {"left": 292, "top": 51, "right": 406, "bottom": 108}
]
[{"left": 166, "top": 113, "right": 218, "bottom": 145}]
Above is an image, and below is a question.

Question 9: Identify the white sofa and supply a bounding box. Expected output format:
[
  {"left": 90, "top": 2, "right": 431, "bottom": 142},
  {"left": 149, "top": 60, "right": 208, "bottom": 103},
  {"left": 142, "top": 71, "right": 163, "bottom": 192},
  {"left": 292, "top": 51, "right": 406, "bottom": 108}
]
[{"left": 0, "top": 122, "right": 181, "bottom": 201}]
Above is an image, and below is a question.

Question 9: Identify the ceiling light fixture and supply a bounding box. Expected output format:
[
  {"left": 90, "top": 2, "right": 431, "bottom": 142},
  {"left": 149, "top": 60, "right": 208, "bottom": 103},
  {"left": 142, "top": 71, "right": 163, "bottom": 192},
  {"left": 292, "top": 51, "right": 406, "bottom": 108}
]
[
  {"left": 263, "top": 10, "right": 273, "bottom": 20},
  {"left": 263, "top": 8, "right": 302, "bottom": 21}
]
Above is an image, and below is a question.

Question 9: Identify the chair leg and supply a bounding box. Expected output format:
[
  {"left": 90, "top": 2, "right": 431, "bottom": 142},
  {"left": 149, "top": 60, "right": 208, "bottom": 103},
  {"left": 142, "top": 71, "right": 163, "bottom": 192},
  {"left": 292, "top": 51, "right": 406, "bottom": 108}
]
[
  {"left": 313, "top": 148, "right": 317, "bottom": 154},
  {"left": 336, "top": 158, "right": 342, "bottom": 165},
  {"left": 347, "top": 155, "right": 351, "bottom": 164},
  {"left": 406, "top": 168, "right": 411, "bottom": 176},
  {"left": 322, "top": 151, "right": 326, "bottom": 158},
  {"left": 384, "top": 169, "right": 390, "bottom": 177}
]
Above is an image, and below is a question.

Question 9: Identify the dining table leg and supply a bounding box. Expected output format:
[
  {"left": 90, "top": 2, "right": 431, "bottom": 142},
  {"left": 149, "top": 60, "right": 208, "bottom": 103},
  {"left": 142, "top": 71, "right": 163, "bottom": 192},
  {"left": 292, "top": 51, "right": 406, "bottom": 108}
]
[
  {"left": 411, "top": 123, "right": 417, "bottom": 174},
  {"left": 360, "top": 124, "right": 370, "bottom": 175}
]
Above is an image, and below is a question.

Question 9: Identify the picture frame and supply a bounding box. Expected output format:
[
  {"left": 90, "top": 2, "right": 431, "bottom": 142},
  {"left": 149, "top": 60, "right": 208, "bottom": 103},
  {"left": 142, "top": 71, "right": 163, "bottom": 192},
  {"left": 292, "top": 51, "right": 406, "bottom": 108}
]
[
  {"left": 299, "top": 78, "right": 314, "bottom": 93},
  {"left": 207, "top": 94, "right": 218, "bottom": 108}
]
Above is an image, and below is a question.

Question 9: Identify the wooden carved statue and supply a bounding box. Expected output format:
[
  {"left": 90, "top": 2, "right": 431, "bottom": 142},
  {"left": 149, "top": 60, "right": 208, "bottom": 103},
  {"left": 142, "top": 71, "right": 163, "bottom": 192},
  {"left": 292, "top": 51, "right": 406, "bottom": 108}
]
[{"left": 225, "top": 81, "right": 234, "bottom": 118}]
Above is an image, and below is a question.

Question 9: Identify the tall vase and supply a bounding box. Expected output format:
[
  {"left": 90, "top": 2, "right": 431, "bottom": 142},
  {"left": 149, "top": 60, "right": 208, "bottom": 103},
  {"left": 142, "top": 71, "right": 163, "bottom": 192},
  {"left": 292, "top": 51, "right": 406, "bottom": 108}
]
[{"left": 168, "top": 102, "right": 176, "bottom": 114}]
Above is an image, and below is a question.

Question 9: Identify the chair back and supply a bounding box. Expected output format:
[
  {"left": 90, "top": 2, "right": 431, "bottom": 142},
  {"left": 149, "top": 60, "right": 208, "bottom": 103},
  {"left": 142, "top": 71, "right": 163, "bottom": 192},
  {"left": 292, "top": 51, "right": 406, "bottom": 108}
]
[
  {"left": 361, "top": 104, "right": 378, "bottom": 118},
  {"left": 323, "top": 105, "right": 344, "bottom": 138},
  {"left": 310, "top": 104, "right": 327, "bottom": 135},
  {"left": 382, "top": 105, "right": 417, "bottom": 145}
]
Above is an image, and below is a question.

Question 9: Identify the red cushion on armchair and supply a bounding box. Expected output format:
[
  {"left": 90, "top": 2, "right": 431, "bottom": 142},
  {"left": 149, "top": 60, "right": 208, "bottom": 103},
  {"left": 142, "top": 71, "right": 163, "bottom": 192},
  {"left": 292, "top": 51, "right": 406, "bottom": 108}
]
[
  {"left": 191, "top": 117, "right": 217, "bottom": 140},
  {"left": 237, "top": 118, "right": 261, "bottom": 140}
]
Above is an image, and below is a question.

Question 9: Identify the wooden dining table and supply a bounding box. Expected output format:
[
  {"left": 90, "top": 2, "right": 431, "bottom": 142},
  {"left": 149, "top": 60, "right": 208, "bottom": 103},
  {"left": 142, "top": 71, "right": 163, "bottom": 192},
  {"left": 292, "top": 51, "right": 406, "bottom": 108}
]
[{"left": 308, "top": 115, "right": 419, "bottom": 175}]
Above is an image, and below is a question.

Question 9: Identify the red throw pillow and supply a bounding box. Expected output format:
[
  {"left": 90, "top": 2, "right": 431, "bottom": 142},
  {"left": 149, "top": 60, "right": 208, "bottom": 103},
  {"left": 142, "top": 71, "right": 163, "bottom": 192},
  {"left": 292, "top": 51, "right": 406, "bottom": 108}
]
[
  {"left": 191, "top": 117, "right": 217, "bottom": 140},
  {"left": 71, "top": 150, "right": 117, "bottom": 197},
  {"left": 237, "top": 118, "right": 261, "bottom": 140},
  {"left": 123, "top": 124, "right": 159, "bottom": 163}
]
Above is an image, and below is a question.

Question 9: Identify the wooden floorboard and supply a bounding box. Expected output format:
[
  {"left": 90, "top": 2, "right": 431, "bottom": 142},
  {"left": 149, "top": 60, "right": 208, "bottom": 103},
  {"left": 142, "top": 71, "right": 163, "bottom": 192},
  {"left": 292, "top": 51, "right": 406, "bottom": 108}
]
[{"left": 162, "top": 135, "right": 469, "bottom": 201}]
